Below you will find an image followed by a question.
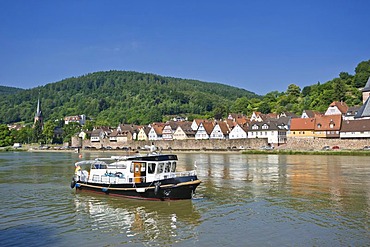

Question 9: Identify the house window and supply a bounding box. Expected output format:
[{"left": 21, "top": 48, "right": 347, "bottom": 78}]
[{"left": 317, "top": 124, "right": 321, "bottom": 128}]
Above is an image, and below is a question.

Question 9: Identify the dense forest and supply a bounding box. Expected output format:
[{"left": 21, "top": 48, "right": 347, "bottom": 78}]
[
  {"left": 0, "top": 71, "right": 259, "bottom": 125},
  {"left": 1, "top": 59, "right": 370, "bottom": 127},
  {"left": 0, "top": 85, "right": 24, "bottom": 95}
]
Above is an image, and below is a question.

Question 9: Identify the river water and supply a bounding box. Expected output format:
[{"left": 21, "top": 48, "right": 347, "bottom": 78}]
[{"left": 0, "top": 151, "right": 369, "bottom": 246}]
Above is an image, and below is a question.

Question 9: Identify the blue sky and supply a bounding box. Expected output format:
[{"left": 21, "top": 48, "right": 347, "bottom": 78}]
[{"left": 1, "top": 1, "right": 369, "bottom": 95}]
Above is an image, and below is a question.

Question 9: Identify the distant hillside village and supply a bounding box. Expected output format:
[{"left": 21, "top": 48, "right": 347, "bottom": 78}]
[
  {"left": 70, "top": 77, "right": 370, "bottom": 150},
  {"left": 8, "top": 77, "right": 370, "bottom": 151}
]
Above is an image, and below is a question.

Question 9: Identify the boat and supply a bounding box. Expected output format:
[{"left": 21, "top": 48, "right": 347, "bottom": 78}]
[{"left": 70, "top": 152, "right": 201, "bottom": 200}]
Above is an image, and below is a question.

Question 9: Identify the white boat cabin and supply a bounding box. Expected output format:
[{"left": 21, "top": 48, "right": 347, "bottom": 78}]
[{"left": 75, "top": 154, "right": 194, "bottom": 184}]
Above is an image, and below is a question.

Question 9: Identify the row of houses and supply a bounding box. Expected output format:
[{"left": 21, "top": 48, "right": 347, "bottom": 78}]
[
  {"left": 83, "top": 77, "right": 370, "bottom": 147},
  {"left": 84, "top": 102, "right": 368, "bottom": 148}
]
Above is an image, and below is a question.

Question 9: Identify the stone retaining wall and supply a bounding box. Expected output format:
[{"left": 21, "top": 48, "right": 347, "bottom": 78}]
[
  {"left": 280, "top": 138, "right": 370, "bottom": 151},
  {"left": 80, "top": 138, "right": 268, "bottom": 151},
  {"left": 75, "top": 136, "right": 370, "bottom": 151}
]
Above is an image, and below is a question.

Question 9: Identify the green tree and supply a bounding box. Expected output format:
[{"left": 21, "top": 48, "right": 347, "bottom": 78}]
[
  {"left": 62, "top": 122, "right": 81, "bottom": 143},
  {"left": 286, "top": 84, "right": 301, "bottom": 98},
  {"left": 0, "top": 124, "right": 12, "bottom": 147},
  {"left": 12, "top": 126, "right": 33, "bottom": 144},
  {"left": 43, "top": 120, "right": 57, "bottom": 144},
  {"left": 332, "top": 78, "right": 346, "bottom": 101},
  {"left": 258, "top": 102, "right": 271, "bottom": 114},
  {"left": 354, "top": 60, "right": 370, "bottom": 87},
  {"left": 33, "top": 121, "right": 44, "bottom": 144},
  {"left": 230, "top": 97, "right": 250, "bottom": 114},
  {"left": 83, "top": 120, "right": 95, "bottom": 132}
]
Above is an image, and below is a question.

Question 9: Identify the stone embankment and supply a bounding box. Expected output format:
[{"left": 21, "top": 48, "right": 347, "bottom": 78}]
[
  {"left": 279, "top": 138, "right": 370, "bottom": 151},
  {"left": 82, "top": 138, "right": 269, "bottom": 151},
  {"left": 78, "top": 137, "right": 370, "bottom": 151}
]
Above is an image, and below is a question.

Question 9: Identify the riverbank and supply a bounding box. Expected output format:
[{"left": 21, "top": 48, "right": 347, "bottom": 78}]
[{"left": 2, "top": 145, "right": 370, "bottom": 156}]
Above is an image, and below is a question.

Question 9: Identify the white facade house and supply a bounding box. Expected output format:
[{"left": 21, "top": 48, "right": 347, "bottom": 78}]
[
  {"left": 250, "top": 112, "right": 264, "bottom": 122},
  {"left": 173, "top": 123, "right": 195, "bottom": 140},
  {"left": 340, "top": 119, "right": 370, "bottom": 138},
  {"left": 229, "top": 124, "right": 248, "bottom": 139},
  {"left": 195, "top": 122, "right": 211, "bottom": 140},
  {"left": 148, "top": 126, "right": 163, "bottom": 141},
  {"left": 209, "top": 122, "right": 229, "bottom": 139},
  {"left": 65, "top": 114, "right": 86, "bottom": 125},
  {"left": 162, "top": 125, "right": 174, "bottom": 140},
  {"left": 191, "top": 119, "right": 203, "bottom": 131},
  {"left": 137, "top": 127, "right": 149, "bottom": 141},
  {"left": 248, "top": 121, "right": 288, "bottom": 145}
]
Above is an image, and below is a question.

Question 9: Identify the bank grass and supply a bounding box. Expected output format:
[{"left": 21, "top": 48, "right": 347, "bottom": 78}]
[{"left": 241, "top": 149, "right": 370, "bottom": 156}]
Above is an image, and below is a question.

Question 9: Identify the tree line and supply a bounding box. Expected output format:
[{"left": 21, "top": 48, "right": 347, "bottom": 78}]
[{"left": 0, "top": 59, "right": 369, "bottom": 147}]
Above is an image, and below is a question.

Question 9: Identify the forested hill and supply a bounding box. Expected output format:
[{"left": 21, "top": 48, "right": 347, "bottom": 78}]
[
  {"left": 0, "top": 71, "right": 259, "bottom": 125},
  {"left": 0, "top": 85, "right": 24, "bottom": 95}
]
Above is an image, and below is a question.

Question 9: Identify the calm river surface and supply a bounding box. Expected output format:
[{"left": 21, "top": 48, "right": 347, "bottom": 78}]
[{"left": 0, "top": 151, "right": 369, "bottom": 246}]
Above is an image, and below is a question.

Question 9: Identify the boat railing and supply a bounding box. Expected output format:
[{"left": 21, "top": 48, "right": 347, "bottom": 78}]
[
  {"left": 91, "top": 173, "right": 127, "bottom": 184},
  {"left": 154, "top": 170, "right": 197, "bottom": 180},
  {"left": 89, "top": 170, "right": 197, "bottom": 184}
]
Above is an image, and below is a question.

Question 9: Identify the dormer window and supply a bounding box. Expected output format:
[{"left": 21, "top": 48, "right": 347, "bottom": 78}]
[
  {"left": 262, "top": 124, "right": 268, "bottom": 129},
  {"left": 317, "top": 124, "right": 322, "bottom": 128},
  {"left": 252, "top": 125, "right": 258, "bottom": 130}
]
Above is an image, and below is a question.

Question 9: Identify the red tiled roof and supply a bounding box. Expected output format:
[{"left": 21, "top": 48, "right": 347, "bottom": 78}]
[
  {"left": 290, "top": 118, "right": 315, "bottom": 130},
  {"left": 314, "top": 114, "right": 342, "bottom": 131},
  {"left": 329, "top": 101, "right": 348, "bottom": 114}
]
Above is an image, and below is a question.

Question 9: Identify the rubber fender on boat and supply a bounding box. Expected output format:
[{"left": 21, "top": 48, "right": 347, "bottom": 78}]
[
  {"left": 102, "top": 187, "right": 108, "bottom": 192},
  {"left": 154, "top": 182, "right": 161, "bottom": 195},
  {"left": 70, "top": 180, "right": 76, "bottom": 189}
]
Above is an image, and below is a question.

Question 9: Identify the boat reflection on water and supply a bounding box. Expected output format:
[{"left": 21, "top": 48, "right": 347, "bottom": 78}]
[{"left": 73, "top": 192, "right": 201, "bottom": 243}]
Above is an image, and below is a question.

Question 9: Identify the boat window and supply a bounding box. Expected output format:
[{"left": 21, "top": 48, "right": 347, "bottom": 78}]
[
  {"left": 164, "top": 162, "right": 171, "bottom": 173},
  {"left": 171, "top": 162, "right": 176, "bottom": 172},
  {"left": 141, "top": 163, "right": 146, "bottom": 172},
  {"left": 157, "top": 163, "right": 164, "bottom": 173},
  {"left": 92, "top": 163, "right": 107, "bottom": 169},
  {"left": 147, "top": 163, "right": 156, "bottom": 174},
  {"left": 130, "top": 163, "right": 134, "bottom": 173}
]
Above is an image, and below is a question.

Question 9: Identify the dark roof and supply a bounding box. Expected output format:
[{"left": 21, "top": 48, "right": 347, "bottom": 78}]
[
  {"left": 354, "top": 97, "right": 370, "bottom": 119},
  {"left": 341, "top": 119, "right": 370, "bottom": 132},
  {"left": 362, "top": 76, "right": 370, "bottom": 92},
  {"left": 303, "top": 110, "right": 322, "bottom": 118},
  {"left": 126, "top": 154, "right": 178, "bottom": 161},
  {"left": 249, "top": 121, "right": 280, "bottom": 131},
  {"left": 346, "top": 106, "right": 361, "bottom": 116}
]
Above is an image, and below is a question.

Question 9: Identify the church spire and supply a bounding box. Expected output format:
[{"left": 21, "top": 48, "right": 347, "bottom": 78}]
[{"left": 34, "top": 97, "right": 43, "bottom": 126}]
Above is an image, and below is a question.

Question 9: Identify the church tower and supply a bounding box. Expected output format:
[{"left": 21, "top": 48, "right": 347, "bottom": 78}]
[
  {"left": 362, "top": 76, "right": 370, "bottom": 104},
  {"left": 34, "top": 98, "right": 43, "bottom": 127}
]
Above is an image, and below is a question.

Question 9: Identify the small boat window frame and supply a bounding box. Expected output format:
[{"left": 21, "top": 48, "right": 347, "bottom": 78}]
[
  {"left": 171, "top": 161, "right": 176, "bottom": 172},
  {"left": 91, "top": 163, "right": 107, "bottom": 169},
  {"left": 164, "top": 162, "right": 171, "bottom": 173},
  {"left": 157, "top": 162, "right": 164, "bottom": 173},
  {"left": 147, "top": 163, "right": 156, "bottom": 174}
]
